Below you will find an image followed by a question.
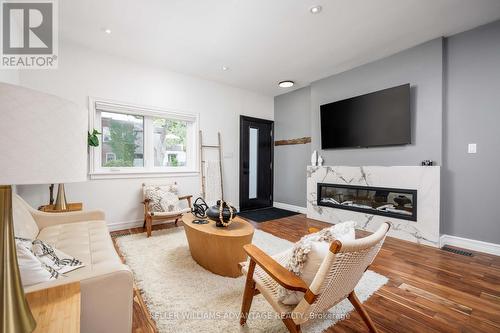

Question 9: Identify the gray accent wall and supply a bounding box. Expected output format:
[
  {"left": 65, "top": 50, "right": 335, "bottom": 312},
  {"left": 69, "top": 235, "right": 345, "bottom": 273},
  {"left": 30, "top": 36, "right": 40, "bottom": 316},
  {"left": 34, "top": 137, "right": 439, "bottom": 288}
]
[
  {"left": 310, "top": 38, "right": 443, "bottom": 166},
  {"left": 442, "top": 21, "right": 500, "bottom": 244},
  {"left": 274, "top": 87, "right": 311, "bottom": 207},
  {"left": 274, "top": 39, "right": 444, "bottom": 207},
  {"left": 274, "top": 20, "right": 500, "bottom": 244}
]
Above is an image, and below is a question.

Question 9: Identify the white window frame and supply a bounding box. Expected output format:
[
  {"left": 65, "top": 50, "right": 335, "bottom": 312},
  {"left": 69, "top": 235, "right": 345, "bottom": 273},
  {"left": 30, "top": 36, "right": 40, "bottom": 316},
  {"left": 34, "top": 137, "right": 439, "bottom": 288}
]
[{"left": 88, "top": 97, "right": 199, "bottom": 179}]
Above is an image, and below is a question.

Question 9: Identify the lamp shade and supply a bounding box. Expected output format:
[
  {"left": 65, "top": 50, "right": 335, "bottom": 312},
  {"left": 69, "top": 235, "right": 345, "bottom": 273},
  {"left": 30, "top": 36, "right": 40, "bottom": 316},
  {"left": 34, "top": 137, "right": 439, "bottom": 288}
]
[{"left": 0, "top": 83, "right": 87, "bottom": 185}]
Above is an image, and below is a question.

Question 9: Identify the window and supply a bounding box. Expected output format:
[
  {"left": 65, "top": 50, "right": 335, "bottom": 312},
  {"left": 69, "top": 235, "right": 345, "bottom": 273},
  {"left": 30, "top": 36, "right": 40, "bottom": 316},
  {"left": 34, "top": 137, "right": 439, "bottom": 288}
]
[
  {"left": 153, "top": 117, "right": 188, "bottom": 167},
  {"left": 89, "top": 99, "right": 198, "bottom": 178},
  {"left": 101, "top": 112, "right": 144, "bottom": 168}
]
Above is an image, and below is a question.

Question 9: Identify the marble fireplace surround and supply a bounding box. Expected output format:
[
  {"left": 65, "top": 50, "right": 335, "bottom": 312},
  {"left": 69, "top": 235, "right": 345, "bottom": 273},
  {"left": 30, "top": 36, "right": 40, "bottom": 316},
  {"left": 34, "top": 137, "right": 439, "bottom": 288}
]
[{"left": 307, "top": 166, "right": 440, "bottom": 247}]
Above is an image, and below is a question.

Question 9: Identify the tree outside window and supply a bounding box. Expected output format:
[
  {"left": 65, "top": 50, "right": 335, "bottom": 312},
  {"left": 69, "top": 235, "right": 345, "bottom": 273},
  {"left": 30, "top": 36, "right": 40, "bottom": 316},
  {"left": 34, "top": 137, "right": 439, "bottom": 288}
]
[
  {"left": 101, "top": 112, "right": 144, "bottom": 167},
  {"left": 153, "top": 118, "right": 187, "bottom": 167}
]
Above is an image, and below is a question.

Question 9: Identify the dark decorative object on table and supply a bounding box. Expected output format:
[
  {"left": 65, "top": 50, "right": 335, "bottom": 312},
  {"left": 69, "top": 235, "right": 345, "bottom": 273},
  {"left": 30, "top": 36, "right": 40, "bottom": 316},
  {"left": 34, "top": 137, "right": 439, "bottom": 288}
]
[
  {"left": 191, "top": 197, "right": 209, "bottom": 219},
  {"left": 192, "top": 219, "right": 209, "bottom": 225},
  {"left": 206, "top": 200, "right": 238, "bottom": 227},
  {"left": 421, "top": 160, "right": 433, "bottom": 166}
]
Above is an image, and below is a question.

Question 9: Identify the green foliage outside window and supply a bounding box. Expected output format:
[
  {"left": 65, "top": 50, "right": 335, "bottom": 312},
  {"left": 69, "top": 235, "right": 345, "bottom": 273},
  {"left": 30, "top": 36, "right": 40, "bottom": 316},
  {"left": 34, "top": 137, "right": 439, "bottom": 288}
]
[
  {"left": 168, "top": 154, "right": 179, "bottom": 167},
  {"left": 103, "top": 120, "right": 139, "bottom": 167},
  {"left": 153, "top": 118, "right": 187, "bottom": 167}
]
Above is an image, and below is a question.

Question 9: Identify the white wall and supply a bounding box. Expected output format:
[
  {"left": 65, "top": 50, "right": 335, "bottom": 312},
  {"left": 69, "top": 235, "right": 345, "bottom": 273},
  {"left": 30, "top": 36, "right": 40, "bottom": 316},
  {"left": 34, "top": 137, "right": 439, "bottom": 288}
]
[
  {"left": 0, "top": 69, "right": 20, "bottom": 84},
  {"left": 15, "top": 41, "right": 273, "bottom": 229}
]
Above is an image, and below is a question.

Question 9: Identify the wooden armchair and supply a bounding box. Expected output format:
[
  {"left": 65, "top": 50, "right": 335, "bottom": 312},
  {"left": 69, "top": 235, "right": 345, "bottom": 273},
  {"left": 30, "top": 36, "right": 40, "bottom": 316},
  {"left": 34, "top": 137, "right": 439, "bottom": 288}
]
[
  {"left": 142, "top": 183, "right": 193, "bottom": 237},
  {"left": 240, "top": 222, "right": 390, "bottom": 333}
]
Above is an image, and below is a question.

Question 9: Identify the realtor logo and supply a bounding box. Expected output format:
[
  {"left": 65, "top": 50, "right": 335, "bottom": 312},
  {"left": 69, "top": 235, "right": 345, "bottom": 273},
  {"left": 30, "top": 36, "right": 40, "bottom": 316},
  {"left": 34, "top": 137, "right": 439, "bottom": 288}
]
[{"left": 1, "top": 0, "right": 58, "bottom": 68}]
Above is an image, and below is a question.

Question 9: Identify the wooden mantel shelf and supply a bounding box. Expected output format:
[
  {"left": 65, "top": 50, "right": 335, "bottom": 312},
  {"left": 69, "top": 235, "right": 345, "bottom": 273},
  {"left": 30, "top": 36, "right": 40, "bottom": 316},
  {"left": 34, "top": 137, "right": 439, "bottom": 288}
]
[{"left": 275, "top": 136, "right": 311, "bottom": 146}]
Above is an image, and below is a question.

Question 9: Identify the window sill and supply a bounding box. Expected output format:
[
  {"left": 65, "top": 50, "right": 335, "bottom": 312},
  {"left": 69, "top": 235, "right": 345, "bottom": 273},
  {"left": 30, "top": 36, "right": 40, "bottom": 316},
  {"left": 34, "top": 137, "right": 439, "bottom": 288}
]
[{"left": 89, "top": 170, "right": 199, "bottom": 180}]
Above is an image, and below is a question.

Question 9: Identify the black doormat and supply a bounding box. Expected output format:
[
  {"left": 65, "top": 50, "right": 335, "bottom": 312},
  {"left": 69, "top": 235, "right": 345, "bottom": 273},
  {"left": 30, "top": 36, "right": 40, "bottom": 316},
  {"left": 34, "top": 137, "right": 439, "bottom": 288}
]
[{"left": 238, "top": 207, "right": 301, "bottom": 223}]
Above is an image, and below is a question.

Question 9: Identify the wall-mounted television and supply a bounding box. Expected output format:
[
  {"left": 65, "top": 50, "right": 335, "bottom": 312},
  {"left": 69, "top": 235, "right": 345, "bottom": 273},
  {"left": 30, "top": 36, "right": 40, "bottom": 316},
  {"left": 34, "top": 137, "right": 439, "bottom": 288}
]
[{"left": 320, "top": 83, "right": 411, "bottom": 149}]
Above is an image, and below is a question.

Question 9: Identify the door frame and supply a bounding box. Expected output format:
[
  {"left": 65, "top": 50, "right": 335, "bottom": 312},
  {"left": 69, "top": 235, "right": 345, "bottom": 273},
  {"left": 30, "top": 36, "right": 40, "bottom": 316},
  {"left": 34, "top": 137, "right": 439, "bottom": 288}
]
[{"left": 239, "top": 115, "right": 274, "bottom": 211}]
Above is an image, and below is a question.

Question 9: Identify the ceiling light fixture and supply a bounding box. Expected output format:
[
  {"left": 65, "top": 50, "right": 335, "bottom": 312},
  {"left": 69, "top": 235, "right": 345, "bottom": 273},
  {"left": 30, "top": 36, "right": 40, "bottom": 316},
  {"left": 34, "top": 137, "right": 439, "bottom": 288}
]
[
  {"left": 309, "top": 5, "right": 322, "bottom": 14},
  {"left": 278, "top": 80, "right": 294, "bottom": 88},
  {"left": 104, "top": 28, "right": 112, "bottom": 34},
  {"left": 222, "top": 66, "right": 229, "bottom": 71}
]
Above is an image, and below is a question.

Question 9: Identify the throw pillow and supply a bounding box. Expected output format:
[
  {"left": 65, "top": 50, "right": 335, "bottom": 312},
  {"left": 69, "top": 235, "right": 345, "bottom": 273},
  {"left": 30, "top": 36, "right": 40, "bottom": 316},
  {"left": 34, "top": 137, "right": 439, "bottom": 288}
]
[
  {"left": 31, "top": 239, "right": 84, "bottom": 274},
  {"left": 275, "top": 221, "right": 357, "bottom": 305},
  {"left": 144, "top": 185, "right": 180, "bottom": 213},
  {"left": 144, "top": 186, "right": 167, "bottom": 212},
  {"left": 16, "top": 238, "right": 84, "bottom": 287},
  {"left": 159, "top": 191, "right": 180, "bottom": 213},
  {"left": 16, "top": 239, "right": 56, "bottom": 286}
]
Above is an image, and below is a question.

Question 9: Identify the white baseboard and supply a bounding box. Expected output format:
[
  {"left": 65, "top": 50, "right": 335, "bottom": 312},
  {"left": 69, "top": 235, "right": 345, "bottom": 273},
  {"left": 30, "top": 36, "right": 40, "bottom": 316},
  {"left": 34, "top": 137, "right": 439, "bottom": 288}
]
[
  {"left": 107, "top": 219, "right": 143, "bottom": 232},
  {"left": 273, "top": 202, "right": 307, "bottom": 214},
  {"left": 440, "top": 234, "right": 500, "bottom": 256}
]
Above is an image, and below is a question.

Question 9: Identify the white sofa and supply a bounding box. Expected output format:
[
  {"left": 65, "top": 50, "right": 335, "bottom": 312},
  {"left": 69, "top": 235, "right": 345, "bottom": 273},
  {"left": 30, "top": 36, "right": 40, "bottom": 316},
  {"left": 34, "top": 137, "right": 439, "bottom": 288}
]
[{"left": 13, "top": 194, "right": 133, "bottom": 333}]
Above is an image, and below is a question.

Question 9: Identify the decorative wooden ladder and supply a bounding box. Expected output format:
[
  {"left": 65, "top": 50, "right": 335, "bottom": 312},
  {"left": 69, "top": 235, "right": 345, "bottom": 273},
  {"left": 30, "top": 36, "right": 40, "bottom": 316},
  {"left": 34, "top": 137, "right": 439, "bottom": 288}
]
[{"left": 199, "top": 130, "right": 224, "bottom": 200}]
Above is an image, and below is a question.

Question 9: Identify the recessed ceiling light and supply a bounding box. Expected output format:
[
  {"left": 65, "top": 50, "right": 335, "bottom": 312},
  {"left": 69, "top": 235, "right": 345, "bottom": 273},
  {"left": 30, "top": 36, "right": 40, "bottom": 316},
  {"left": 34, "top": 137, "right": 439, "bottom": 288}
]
[
  {"left": 278, "top": 80, "right": 294, "bottom": 88},
  {"left": 104, "top": 28, "right": 112, "bottom": 34},
  {"left": 309, "top": 5, "right": 322, "bottom": 14},
  {"left": 222, "top": 66, "right": 229, "bottom": 71}
]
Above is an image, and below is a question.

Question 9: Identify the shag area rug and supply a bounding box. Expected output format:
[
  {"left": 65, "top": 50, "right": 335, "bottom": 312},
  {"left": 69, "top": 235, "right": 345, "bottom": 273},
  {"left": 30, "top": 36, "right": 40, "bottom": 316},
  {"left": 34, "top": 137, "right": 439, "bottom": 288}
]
[{"left": 116, "top": 227, "right": 388, "bottom": 333}]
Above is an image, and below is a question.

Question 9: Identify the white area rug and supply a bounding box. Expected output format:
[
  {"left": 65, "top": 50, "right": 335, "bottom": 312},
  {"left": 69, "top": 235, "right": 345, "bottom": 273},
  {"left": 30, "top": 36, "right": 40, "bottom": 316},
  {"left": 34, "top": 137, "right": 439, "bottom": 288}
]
[{"left": 116, "top": 227, "right": 388, "bottom": 333}]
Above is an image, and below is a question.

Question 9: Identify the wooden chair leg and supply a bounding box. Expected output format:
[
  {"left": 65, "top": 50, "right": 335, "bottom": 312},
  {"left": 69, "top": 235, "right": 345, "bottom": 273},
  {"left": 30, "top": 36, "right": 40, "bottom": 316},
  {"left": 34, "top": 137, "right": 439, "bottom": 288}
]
[
  {"left": 146, "top": 216, "right": 152, "bottom": 238},
  {"left": 240, "top": 260, "right": 257, "bottom": 326},
  {"left": 174, "top": 218, "right": 178, "bottom": 226},
  {"left": 282, "top": 317, "right": 301, "bottom": 333},
  {"left": 348, "top": 291, "right": 378, "bottom": 333}
]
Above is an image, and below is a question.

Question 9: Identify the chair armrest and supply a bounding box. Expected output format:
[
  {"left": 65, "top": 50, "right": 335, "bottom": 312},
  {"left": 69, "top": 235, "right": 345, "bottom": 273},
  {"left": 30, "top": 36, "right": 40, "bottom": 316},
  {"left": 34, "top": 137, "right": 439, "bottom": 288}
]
[
  {"left": 31, "top": 209, "right": 106, "bottom": 229},
  {"left": 244, "top": 244, "right": 308, "bottom": 292},
  {"left": 178, "top": 195, "right": 193, "bottom": 208}
]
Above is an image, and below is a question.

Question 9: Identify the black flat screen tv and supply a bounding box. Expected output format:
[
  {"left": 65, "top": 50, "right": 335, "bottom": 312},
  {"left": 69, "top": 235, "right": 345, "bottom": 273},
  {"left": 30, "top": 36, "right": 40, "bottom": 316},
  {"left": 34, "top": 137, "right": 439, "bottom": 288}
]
[{"left": 320, "top": 84, "right": 411, "bottom": 149}]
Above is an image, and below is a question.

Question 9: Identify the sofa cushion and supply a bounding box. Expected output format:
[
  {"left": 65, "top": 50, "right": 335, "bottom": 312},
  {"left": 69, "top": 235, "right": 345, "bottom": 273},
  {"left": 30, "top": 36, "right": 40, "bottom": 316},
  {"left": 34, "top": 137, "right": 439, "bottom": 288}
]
[
  {"left": 12, "top": 195, "right": 39, "bottom": 239},
  {"left": 36, "top": 220, "right": 122, "bottom": 278}
]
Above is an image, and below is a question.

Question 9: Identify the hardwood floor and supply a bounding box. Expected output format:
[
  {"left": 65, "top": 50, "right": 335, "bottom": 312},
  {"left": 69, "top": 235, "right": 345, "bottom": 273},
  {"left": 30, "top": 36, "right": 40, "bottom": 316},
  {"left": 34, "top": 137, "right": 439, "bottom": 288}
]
[{"left": 110, "top": 214, "right": 500, "bottom": 333}]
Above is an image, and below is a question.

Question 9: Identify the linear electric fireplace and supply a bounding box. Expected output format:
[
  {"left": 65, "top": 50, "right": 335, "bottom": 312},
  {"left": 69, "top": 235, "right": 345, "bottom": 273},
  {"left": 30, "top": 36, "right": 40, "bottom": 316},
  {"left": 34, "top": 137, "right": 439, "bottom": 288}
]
[{"left": 317, "top": 183, "right": 417, "bottom": 221}]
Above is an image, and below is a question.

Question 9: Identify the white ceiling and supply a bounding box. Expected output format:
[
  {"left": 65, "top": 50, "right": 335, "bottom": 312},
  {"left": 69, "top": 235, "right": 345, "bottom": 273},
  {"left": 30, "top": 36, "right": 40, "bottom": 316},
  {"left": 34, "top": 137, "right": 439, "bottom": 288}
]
[{"left": 60, "top": 0, "right": 500, "bottom": 96}]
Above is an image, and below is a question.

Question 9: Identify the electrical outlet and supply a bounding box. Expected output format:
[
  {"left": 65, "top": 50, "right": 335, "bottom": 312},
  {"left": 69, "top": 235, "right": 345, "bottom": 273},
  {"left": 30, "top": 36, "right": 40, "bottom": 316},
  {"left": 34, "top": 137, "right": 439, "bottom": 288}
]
[{"left": 468, "top": 143, "right": 477, "bottom": 154}]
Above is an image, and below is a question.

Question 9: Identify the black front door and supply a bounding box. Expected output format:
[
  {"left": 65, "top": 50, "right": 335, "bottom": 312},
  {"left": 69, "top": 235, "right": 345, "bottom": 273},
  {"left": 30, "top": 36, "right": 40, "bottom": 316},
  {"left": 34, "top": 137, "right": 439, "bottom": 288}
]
[{"left": 239, "top": 116, "right": 274, "bottom": 211}]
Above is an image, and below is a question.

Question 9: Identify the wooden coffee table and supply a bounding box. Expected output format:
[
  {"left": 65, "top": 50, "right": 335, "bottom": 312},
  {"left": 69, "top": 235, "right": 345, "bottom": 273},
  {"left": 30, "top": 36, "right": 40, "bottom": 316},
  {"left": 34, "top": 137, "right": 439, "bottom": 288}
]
[{"left": 182, "top": 213, "right": 254, "bottom": 277}]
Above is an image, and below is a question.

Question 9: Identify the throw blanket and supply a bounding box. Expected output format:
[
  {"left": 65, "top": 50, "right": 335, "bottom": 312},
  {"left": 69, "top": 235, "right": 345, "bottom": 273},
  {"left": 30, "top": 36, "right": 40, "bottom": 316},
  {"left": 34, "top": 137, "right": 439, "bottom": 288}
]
[{"left": 204, "top": 160, "right": 222, "bottom": 205}]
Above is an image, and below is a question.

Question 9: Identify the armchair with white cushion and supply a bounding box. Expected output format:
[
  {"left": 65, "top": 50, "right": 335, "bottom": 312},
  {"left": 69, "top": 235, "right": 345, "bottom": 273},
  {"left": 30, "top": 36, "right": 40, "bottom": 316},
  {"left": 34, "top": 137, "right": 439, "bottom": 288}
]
[
  {"left": 142, "top": 182, "right": 193, "bottom": 237},
  {"left": 240, "top": 222, "right": 390, "bottom": 333}
]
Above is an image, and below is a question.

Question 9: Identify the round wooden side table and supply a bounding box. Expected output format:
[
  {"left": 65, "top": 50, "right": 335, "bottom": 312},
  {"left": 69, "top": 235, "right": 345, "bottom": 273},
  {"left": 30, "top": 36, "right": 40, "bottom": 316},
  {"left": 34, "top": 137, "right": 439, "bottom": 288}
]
[{"left": 182, "top": 213, "right": 254, "bottom": 277}]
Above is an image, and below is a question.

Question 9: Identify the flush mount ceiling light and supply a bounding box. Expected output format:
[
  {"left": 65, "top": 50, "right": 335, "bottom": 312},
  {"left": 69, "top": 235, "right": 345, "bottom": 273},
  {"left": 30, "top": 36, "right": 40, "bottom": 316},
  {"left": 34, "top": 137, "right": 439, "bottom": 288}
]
[
  {"left": 309, "top": 5, "right": 322, "bottom": 14},
  {"left": 221, "top": 66, "right": 230, "bottom": 71},
  {"left": 278, "top": 80, "right": 294, "bottom": 88},
  {"left": 104, "top": 28, "right": 112, "bottom": 34}
]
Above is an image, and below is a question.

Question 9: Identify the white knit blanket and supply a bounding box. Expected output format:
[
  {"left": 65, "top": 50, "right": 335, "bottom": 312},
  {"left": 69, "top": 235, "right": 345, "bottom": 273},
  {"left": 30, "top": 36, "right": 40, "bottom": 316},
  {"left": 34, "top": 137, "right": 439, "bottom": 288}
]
[{"left": 204, "top": 160, "right": 222, "bottom": 205}]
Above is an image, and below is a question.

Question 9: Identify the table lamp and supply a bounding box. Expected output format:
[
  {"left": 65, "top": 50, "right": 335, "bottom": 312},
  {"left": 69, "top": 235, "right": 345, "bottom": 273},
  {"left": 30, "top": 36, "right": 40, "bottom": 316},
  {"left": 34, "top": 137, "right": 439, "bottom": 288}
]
[{"left": 0, "top": 83, "right": 87, "bottom": 332}]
